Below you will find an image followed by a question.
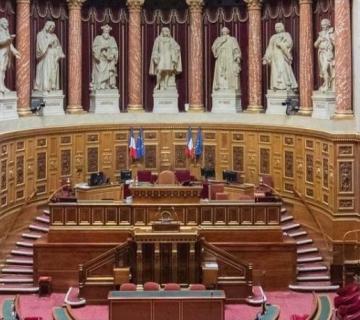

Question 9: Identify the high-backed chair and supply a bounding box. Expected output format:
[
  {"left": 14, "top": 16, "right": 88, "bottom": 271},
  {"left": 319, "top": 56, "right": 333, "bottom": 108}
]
[
  {"left": 175, "top": 170, "right": 191, "bottom": 184},
  {"left": 157, "top": 170, "right": 178, "bottom": 185},
  {"left": 137, "top": 170, "right": 152, "bottom": 183}
]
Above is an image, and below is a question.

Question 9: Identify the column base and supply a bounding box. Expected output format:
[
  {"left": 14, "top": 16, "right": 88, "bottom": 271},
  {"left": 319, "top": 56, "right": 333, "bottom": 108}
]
[
  {"left": 188, "top": 104, "right": 204, "bottom": 113},
  {"left": 127, "top": 104, "right": 144, "bottom": 113},
  {"left": 296, "top": 109, "right": 312, "bottom": 116},
  {"left": 66, "top": 105, "right": 85, "bottom": 114},
  {"left": 244, "top": 105, "right": 264, "bottom": 113},
  {"left": 332, "top": 111, "right": 354, "bottom": 120}
]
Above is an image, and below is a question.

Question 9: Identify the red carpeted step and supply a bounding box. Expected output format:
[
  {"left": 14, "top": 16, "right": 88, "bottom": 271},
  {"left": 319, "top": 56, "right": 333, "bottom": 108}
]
[
  {"left": 5, "top": 257, "right": 33, "bottom": 265},
  {"left": 0, "top": 275, "right": 33, "bottom": 284},
  {"left": 297, "top": 275, "right": 331, "bottom": 282},
  {"left": 35, "top": 215, "right": 50, "bottom": 224},
  {"left": 297, "top": 255, "right": 323, "bottom": 263},
  {"left": 282, "top": 223, "right": 300, "bottom": 232},
  {"left": 29, "top": 224, "right": 49, "bottom": 233},
  {"left": 16, "top": 241, "right": 34, "bottom": 248},
  {"left": 11, "top": 249, "right": 33, "bottom": 257},
  {"left": 297, "top": 264, "right": 328, "bottom": 273},
  {"left": 289, "top": 283, "right": 339, "bottom": 292},
  {"left": 1, "top": 265, "right": 33, "bottom": 274},
  {"left": 22, "top": 232, "right": 43, "bottom": 240},
  {"left": 0, "top": 284, "right": 39, "bottom": 293}
]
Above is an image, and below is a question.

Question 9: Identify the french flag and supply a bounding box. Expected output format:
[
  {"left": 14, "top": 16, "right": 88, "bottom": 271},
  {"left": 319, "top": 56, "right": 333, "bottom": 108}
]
[
  {"left": 185, "top": 127, "right": 194, "bottom": 159},
  {"left": 129, "top": 128, "right": 137, "bottom": 160}
]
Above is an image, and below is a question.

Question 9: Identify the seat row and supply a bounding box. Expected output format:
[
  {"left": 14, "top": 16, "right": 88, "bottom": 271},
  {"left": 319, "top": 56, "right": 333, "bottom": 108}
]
[{"left": 120, "top": 282, "right": 206, "bottom": 291}]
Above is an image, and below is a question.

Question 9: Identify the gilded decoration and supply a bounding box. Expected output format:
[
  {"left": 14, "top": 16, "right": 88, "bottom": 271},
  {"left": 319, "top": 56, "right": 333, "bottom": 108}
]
[
  {"left": 16, "top": 141, "right": 24, "bottom": 150},
  {"left": 126, "top": 0, "right": 144, "bottom": 11},
  {"left": 87, "top": 134, "right": 99, "bottom": 142},
  {"left": 175, "top": 145, "right": 187, "bottom": 169},
  {"left": 339, "top": 162, "right": 352, "bottom": 193},
  {"left": 115, "top": 133, "right": 127, "bottom": 141},
  {"left": 60, "top": 136, "right": 71, "bottom": 144},
  {"left": 284, "top": 151, "right": 294, "bottom": 178},
  {"left": 339, "top": 199, "right": 353, "bottom": 209},
  {"left": 259, "top": 135, "right": 270, "bottom": 143},
  {"left": 16, "top": 155, "right": 24, "bottom": 185},
  {"left": 323, "top": 158, "right": 329, "bottom": 188},
  {"left": 61, "top": 150, "right": 71, "bottom": 176},
  {"left": 1, "top": 159, "right": 6, "bottom": 190},
  {"left": 244, "top": 0, "right": 263, "bottom": 10},
  {"left": 145, "top": 145, "right": 157, "bottom": 169},
  {"left": 37, "top": 138, "right": 46, "bottom": 147},
  {"left": 37, "top": 152, "right": 46, "bottom": 180},
  {"left": 338, "top": 145, "right": 353, "bottom": 156},
  {"left": 87, "top": 147, "right": 99, "bottom": 173},
  {"left": 144, "top": 132, "right": 157, "bottom": 140},
  {"left": 16, "top": 190, "right": 24, "bottom": 200},
  {"left": 115, "top": 145, "right": 127, "bottom": 171},
  {"left": 66, "top": 0, "right": 86, "bottom": 9},
  {"left": 175, "top": 132, "right": 187, "bottom": 140},
  {"left": 306, "top": 154, "right": 313, "bottom": 183},
  {"left": 233, "top": 133, "right": 244, "bottom": 141},
  {"left": 36, "top": 185, "right": 46, "bottom": 194},
  {"left": 204, "top": 145, "right": 215, "bottom": 169},
  {"left": 260, "top": 148, "right": 270, "bottom": 174}
]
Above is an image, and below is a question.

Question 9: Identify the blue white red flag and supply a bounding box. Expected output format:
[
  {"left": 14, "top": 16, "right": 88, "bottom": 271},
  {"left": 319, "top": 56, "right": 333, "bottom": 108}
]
[
  {"left": 129, "top": 128, "right": 137, "bottom": 160},
  {"left": 185, "top": 128, "right": 194, "bottom": 159},
  {"left": 136, "top": 128, "right": 145, "bottom": 160},
  {"left": 195, "top": 128, "right": 203, "bottom": 159}
]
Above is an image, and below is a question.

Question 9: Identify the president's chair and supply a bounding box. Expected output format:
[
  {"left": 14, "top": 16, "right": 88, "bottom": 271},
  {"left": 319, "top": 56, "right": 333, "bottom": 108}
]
[{"left": 157, "top": 170, "right": 178, "bottom": 185}]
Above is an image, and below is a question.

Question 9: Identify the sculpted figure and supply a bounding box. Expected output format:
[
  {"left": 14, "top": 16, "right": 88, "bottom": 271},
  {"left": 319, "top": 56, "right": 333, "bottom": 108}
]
[
  {"left": 0, "top": 18, "right": 20, "bottom": 93},
  {"left": 34, "top": 21, "right": 65, "bottom": 92},
  {"left": 212, "top": 27, "right": 241, "bottom": 92},
  {"left": 263, "top": 22, "right": 298, "bottom": 91},
  {"left": 314, "top": 19, "right": 335, "bottom": 92},
  {"left": 149, "top": 27, "right": 182, "bottom": 91},
  {"left": 90, "top": 24, "right": 118, "bottom": 90}
]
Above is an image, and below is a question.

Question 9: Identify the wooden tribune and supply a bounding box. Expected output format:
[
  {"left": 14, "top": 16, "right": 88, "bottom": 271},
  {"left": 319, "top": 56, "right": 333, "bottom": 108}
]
[
  {"left": 75, "top": 184, "right": 123, "bottom": 201},
  {"left": 108, "top": 290, "right": 225, "bottom": 320}
]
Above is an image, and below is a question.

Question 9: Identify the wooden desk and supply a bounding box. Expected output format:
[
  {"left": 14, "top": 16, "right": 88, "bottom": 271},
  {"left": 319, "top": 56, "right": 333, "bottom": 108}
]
[
  {"left": 108, "top": 290, "right": 225, "bottom": 320},
  {"left": 130, "top": 183, "right": 202, "bottom": 204},
  {"left": 75, "top": 184, "right": 122, "bottom": 201}
]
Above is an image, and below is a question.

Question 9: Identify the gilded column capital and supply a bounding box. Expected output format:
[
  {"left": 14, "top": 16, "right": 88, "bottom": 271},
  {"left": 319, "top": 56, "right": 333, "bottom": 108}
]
[
  {"left": 244, "top": 0, "right": 263, "bottom": 10},
  {"left": 186, "top": 0, "right": 204, "bottom": 12},
  {"left": 16, "top": 0, "right": 30, "bottom": 4},
  {"left": 127, "top": 0, "right": 145, "bottom": 11},
  {"left": 299, "top": 0, "right": 313, "bottom": 4},
  {"left": 67, "top": 0, "right": 86, "bottom": 10}
]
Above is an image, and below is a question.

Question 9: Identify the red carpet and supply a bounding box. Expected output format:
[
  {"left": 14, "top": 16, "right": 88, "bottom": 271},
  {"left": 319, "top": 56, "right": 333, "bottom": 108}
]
[{"left": 0, "top": 291, "right": 336, "bottom": 320}]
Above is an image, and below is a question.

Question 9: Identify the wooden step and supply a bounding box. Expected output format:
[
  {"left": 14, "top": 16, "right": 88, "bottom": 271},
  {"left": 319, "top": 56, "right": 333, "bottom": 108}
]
[
  {"left": 288, "top": 230, "right": 307, "bottom": 238},
  {"left": 29, "top": 224, "right": 49, "bottom": 233},
  {"left": 0, "top": 284, "right": 38, "bottom": 293},
  {"left": 289, "top": 284, "right": 339, "bottom": 292},
  {"left": 11, "top": 249, "right": 33, "bottom": 257},
  {"left": 297, "top": 256, "right": 323, "bottom": 263},
  {"left": 5, "top": 258, "right": 33, "bottom": 265},
  {"left": 0, "top": 275, "right": 33, "bottom": 284},
  {"left": 282, "top": 223, "right": 300, "bottom": 232},
  {"left": 297, "top": 239, "right": 313, "bottom": 246},
  {"left": 43, "top": 209, "right": 50, "bottom": 215},
  {"left": 297, "top": 247, "right": 318, "bottom": 255},
  {"left": 1, "top": 266, "right": 33, "bottom": 274},
  {"left": 281, "top": 207, "right": 287, "bottom": 214},
  {"left": 297, "top": 265, "right": 328, "bottom": 273},
  {"left": 16, "top": 241, "right": 33, "bottom": 248},
  {"left": 297, "top": 275, "right": 331, "bottom": 282},
  {"left": 22, "top": 232, "right": 42, "bottom": 240},
  {"left": 35, "top": 215, "right": 50, "bottom": 224},
  {"left": 281, "top": 215, "right": 293, "bottom": 223}
]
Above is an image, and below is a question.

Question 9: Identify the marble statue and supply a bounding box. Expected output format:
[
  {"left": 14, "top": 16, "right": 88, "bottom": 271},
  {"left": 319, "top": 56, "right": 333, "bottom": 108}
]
[
  {"left": 0, "top": 18, "right": 20, "bottom": 93},
  {"left": 90, "top": 24, "right": 118, "bottom": 91},
  {"left": 314, "top": 18, "right": 335, "bottom": 92},
  {"left": 34, "top": 21, "right": 65, "bottom": 92},
  {"left": 263, "top": 22, "right": 298, "bottom": 91},
  {"left": 149, "top": 27, "right": 182, "bottom": 91},
  {"left": 212, "top": 27, "right": 241, "bottom": 92}
]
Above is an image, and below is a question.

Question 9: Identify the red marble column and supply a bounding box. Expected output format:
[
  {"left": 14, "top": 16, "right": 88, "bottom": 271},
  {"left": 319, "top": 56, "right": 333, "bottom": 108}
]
[
  {"left": 16, "top": 0, "right": 32, "bottom": 116},
  {"left": 127, "top": 0, "right": 144, "bottom": 112},
  {"left": 186, "top": 0, "right": 204, "bottom": 112},
  {"left": 245, "top": 0, "right": 263, "bottom": 112},
  {"left": 298, "top": 0, "right": 314, "bottom": 116},
  {"left": 67, "top": 0, "right": 85, "bottom": 114},
  {"left": 334, "top": 0, "right": 353, "bottom": 118}
]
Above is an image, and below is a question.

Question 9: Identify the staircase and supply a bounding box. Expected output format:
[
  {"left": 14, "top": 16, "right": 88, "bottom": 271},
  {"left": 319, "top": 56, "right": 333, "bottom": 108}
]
[
  {"left": 280, "top": 205, "right": 339, "bottom": 292},
  {"left": 0, "top": 207, "right": 50, "bottom": 293}
]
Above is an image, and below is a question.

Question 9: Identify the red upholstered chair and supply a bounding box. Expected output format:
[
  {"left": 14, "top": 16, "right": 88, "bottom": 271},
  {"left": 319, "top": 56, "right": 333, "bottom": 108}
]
[
  {"left": 157, "top": 170, "right": 178, "bottom": 185},
  {"left": 120, "top": 283, "right": 137, "bottom": 291},
  {"left": 338, "top": 298, "right": 360, "bottom": 318},
  {"left": 137, "top": 170, "right": 153, "bottom": 183},
  {"left": 175, "top": 170, "right": 192, "bottom": 184},
  {"left": 189, "top": 284, "right": 206, "bottom": 291},
  {"left": 335, "top": 291, "right": 360, "bottom": 308},
  {"left": 144, "top": 282, "right": 160, "bottom": 291},
  {"left": 164, "top": 283, "right": 181, "bottom": 291},
  {"left": 337, "top": 283, "right": 360, "bottom": 296},
  {"left": 209, "top": 183, "right": 225, "bottom": 200}
]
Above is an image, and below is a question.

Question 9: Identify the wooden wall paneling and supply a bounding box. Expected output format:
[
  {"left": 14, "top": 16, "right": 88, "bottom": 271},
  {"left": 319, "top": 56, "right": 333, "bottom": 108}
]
[
  {"left": 283, "top": 135, "right": 295, "bottom": 194},
  {"left": 1, "top": 144, "right": 8, "bottom": 208},
  {"left": 25, "top": 139, "right": 36, "bottom": 200},
  {"left": 48, "top": 136, "right": 59, "bottom": 193},
  {"left": 295, "top": 136, "right": 305, "bottom": 193},
  {"left": 218, "top": 131, "right": 230, "bottom": 177},
  {"left": 74, "top": 134, "right": 85, "bottom": 184},
  {"left": 314, "top": 140, "right": 322, "bottom": 201},
  {"left": 232, "top": 131, "right": 245, "bottom": 178},
  {"left": 160, "top": 130, "right": 174, "bottom": 171},
  {"left": 6, "top": 142, "right": 15, "bottom": 205},
  {"left": 100, "top": 131, "right": 113, "bottom": 179},
  {"left": 245, "top": 132, "right": 257, "bottom": 184}
]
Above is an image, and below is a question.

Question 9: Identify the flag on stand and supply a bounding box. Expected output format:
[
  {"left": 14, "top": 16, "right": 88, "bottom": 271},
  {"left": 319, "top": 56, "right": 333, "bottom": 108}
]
[
  {"left": 129, "top": 128, "right": 137, "bottom": 160},
  {"left": 195, "top": 127, "right": 203, "bottom": 159},
  {"left": 136, "top": 128, "right": 145, "bottom": 160},
  {"left": 185, "top": 127, "right": 194, "bottom": 159}
]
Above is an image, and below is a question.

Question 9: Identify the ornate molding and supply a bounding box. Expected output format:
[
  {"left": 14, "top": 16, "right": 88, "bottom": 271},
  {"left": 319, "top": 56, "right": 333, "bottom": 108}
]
[
  {"left": 126, "top": 0, "right": 145, "bottom": 11},
  {"left": 186, "top": 0, "right": 204, "bottom": 12},
  {"left": 67, "top": 0, "right": 86, "bottom": 10},
  {"left": 244, "top": 0, "right": 263, "bottom": 10}
]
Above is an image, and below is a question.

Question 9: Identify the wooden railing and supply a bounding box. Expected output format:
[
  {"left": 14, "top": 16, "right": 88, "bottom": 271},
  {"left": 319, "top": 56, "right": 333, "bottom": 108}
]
[{"left": 293, "top": 188, "right": 331, "bottom": 253}]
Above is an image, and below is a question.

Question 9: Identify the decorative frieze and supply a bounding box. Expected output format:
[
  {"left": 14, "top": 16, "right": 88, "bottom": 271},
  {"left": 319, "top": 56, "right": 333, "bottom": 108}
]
[
  {"left": 339, "top": 161, "right": 353, "bottom": 193},
  {"left": 61, "top": 150, "right": 71, "bottom": 176},
  {"left": 233, "top": 146, "right": 244, "bottom": 172},
  {"left": 87, "top": 147, "right": 99, "bottom": 173},
  {"left": 37, "top": 152, "right": 46, "bottom": 180}
]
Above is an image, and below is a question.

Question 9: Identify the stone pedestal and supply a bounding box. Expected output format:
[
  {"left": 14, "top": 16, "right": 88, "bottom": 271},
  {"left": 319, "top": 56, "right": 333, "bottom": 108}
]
[
  {"left": 266, "top": 90, "right": 299, "bottom": 115},
  {"left": 212, "top": 90, "right": 242, "bottom": 113},
  {"left": 312, "top": 91, "right": 336, "bottom": 120},
  {"left": 0, "top": 92, "right": 18, "bottom": 120},
  {"left": 153, "top": 89, "right": 178, "bottom": 113},
  {"left": 89, "top": 89, "right": 120, "bottom": 114},
  {"left": 32, "top": 91, "right": 65, "bottom": 116}
]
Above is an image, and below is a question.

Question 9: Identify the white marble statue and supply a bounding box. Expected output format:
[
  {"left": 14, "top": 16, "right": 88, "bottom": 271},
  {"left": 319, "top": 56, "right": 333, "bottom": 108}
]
[
  {"left": 149, "top": 27, "right": 182, "bottom": 91},
  {"left": 212, "top": 27, "right": 241, "bottom": 92},
  {"left": 34, "top": 21, "right": 65, "bottom": 92},
  {"left": 263, "top": 22, "right": 298, "bottom": 91},
  {"left": 0, "top": 18, "right": 20, "bottom": 93},
  {"left": 90, "top": 24, "right": 118, "bottom": 91},
  {"left": 314, "top": 18, "right": 335, "bottom": 92}
]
